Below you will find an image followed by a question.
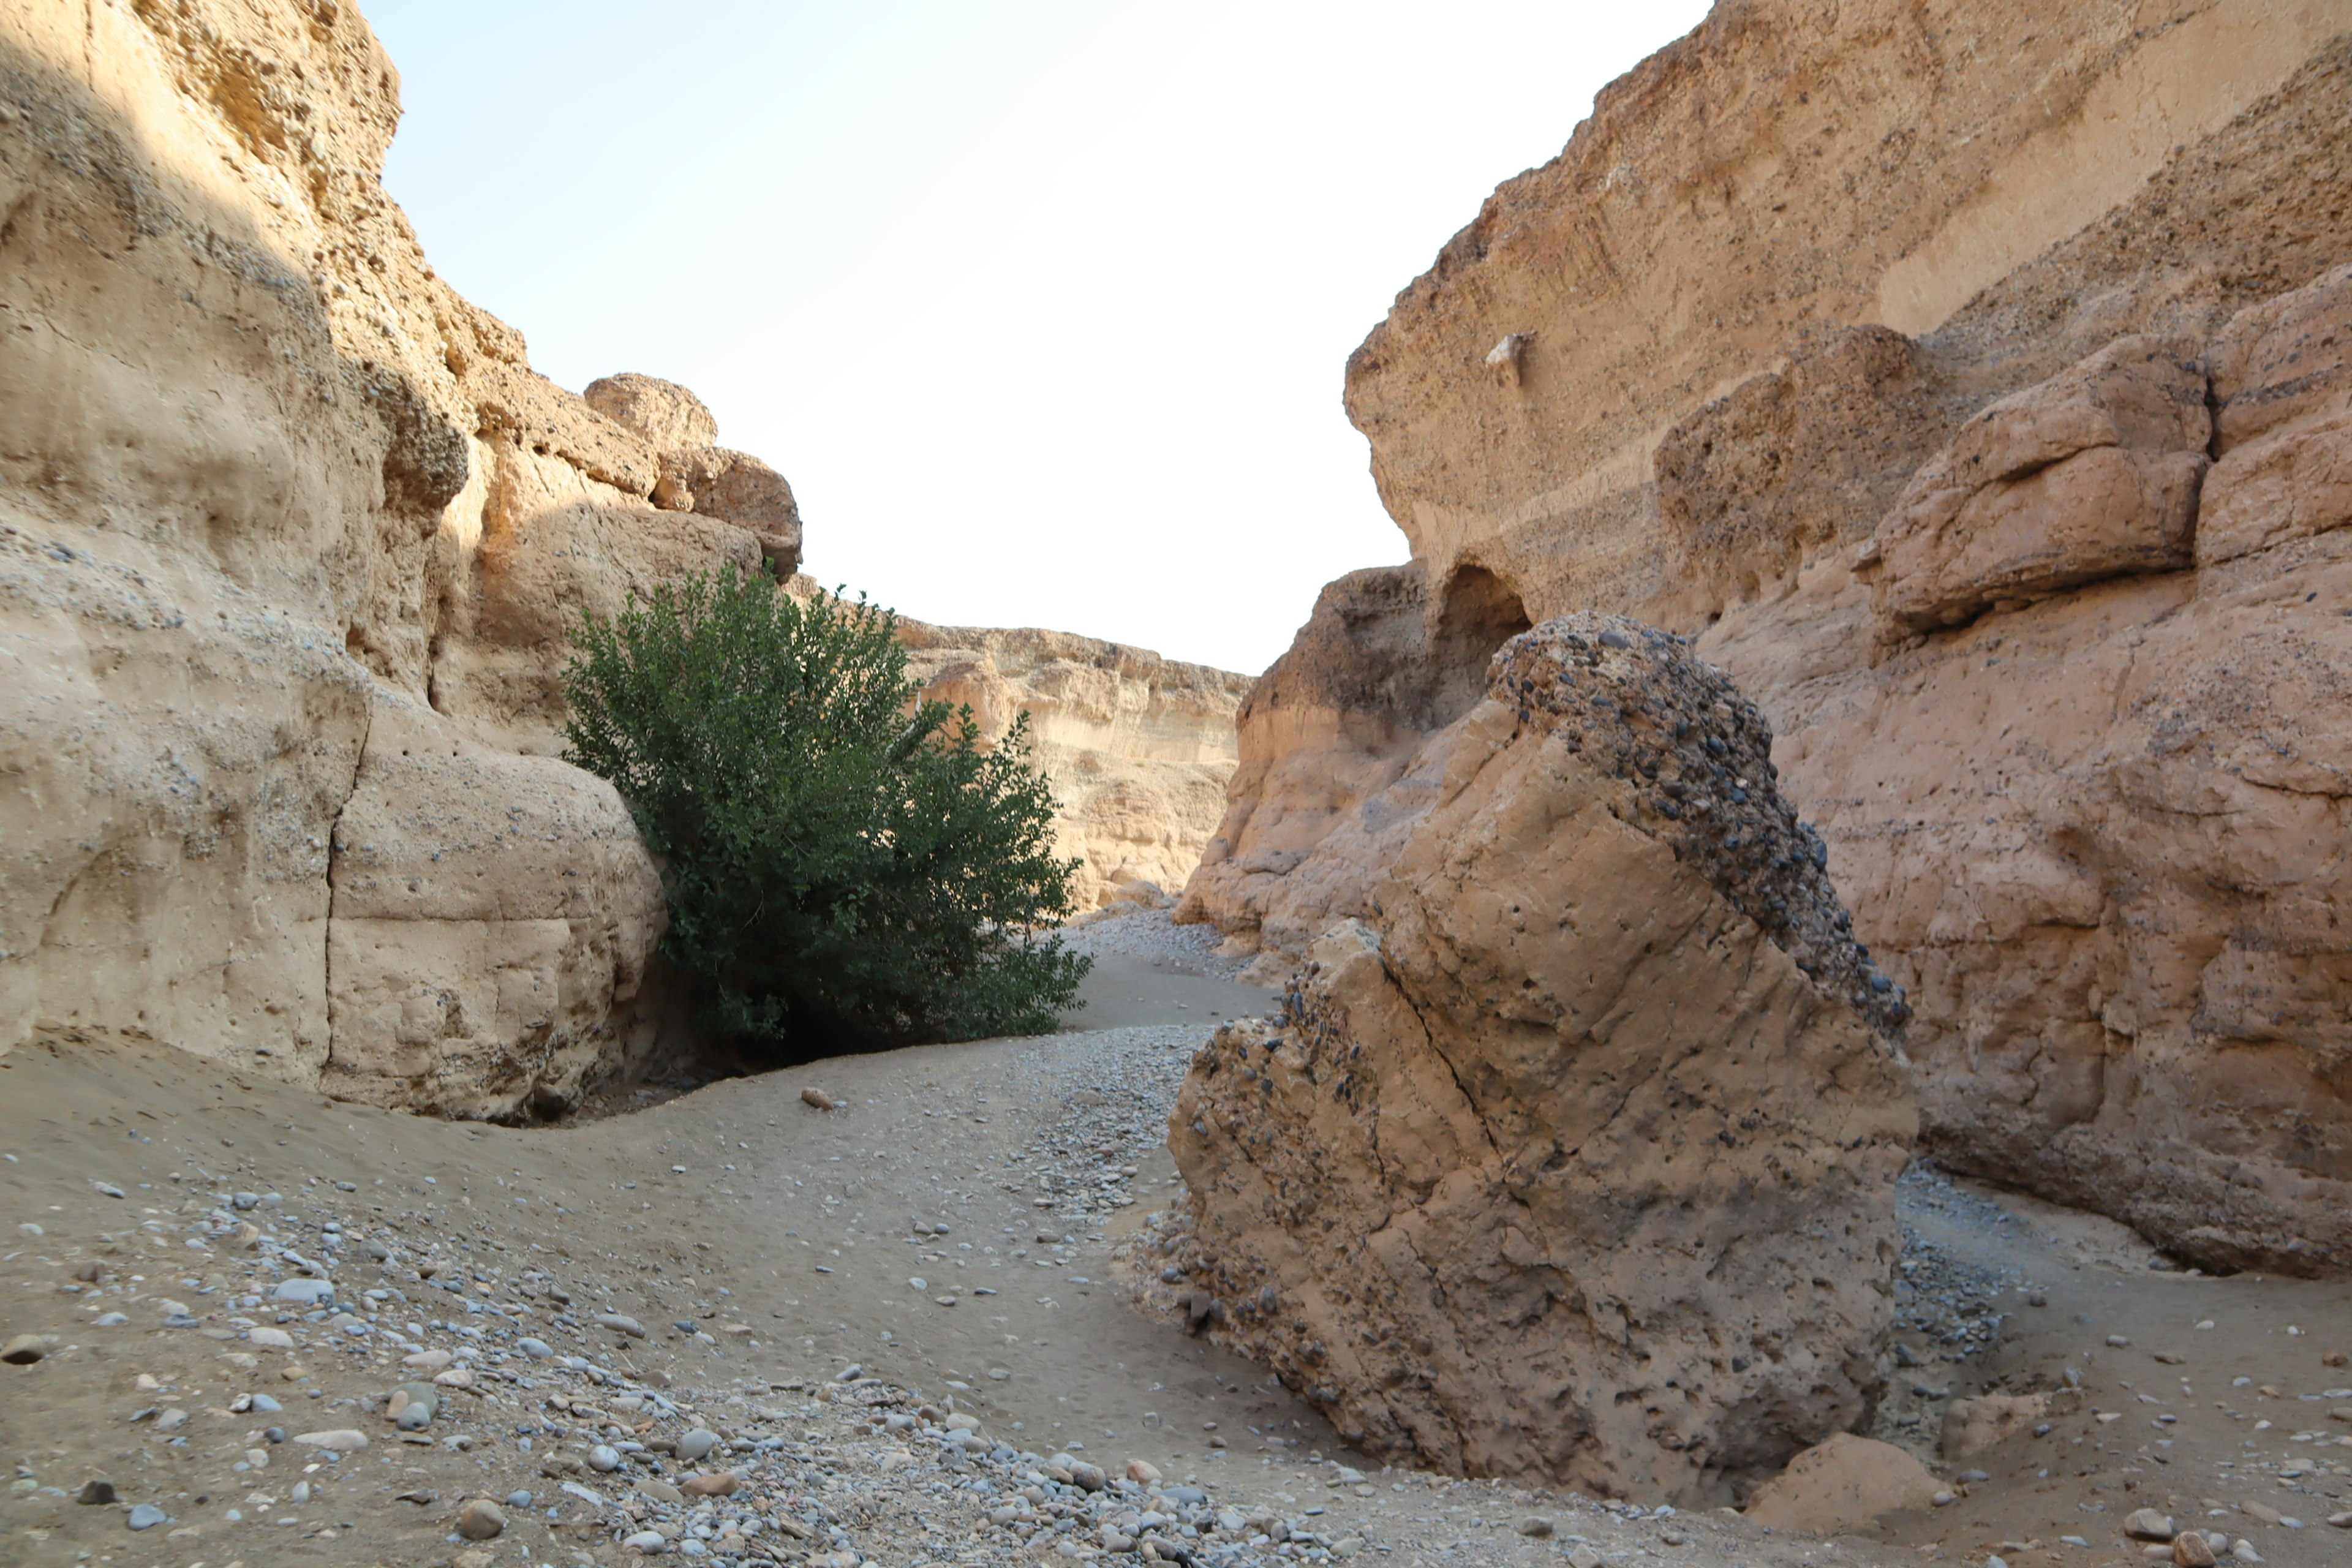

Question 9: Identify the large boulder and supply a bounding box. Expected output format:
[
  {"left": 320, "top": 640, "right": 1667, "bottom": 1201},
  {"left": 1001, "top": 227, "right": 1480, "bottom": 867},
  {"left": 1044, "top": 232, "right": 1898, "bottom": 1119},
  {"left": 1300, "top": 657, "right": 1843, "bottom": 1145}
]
[
  {"left": 1161, "top": 616, "right": 1915, "bottom": 1502},
  {"left": 654, "top": 447, "right": 804, "bottom": 578},
  {"left": 582, "top": 372, "right": 720, "bottom": 455},
  {"left": 320, "top": 695, "right": 666, "bottom": 1120}
]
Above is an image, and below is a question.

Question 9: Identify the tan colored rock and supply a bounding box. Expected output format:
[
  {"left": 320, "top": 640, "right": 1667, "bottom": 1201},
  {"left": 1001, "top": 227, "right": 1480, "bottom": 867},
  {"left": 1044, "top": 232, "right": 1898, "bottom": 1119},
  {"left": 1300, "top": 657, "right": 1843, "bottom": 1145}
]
[
  {"left": 1163, "top": 617, "right": 1914, "bottom": 1501},
  {"left": 0, "top": 0, "right": 741, "bottom": 1104},
  {"left": 1202, "top": 5, "right": 2352, "bottom": 1275},
  {"left": 1939, "top": 1392, "right": 2049, "bottom": 1459},
  {"left": 895, "top": 618, "right": 1251, "bottom": 911},
  {"left": 2201, "top": 263, "right": 2352, "bottom": 565},
  {"left": 320, "top": 694, "right": 665, "bottom": 1120},
  {"left": 655, "top": 447, "right": 802, "bottom": 577},
  {"left": 583, "top": 373, "right": 720, "bottom": 455},
  {"left": 1741, "top": 1434, "right": 1944, "bottom": 1536},
  {"left": 1175, "top": 562, "right": 1526, "bottom": 957},
  {"left": 1869, "top": 337, "right": 2207, "bottom": 633}
]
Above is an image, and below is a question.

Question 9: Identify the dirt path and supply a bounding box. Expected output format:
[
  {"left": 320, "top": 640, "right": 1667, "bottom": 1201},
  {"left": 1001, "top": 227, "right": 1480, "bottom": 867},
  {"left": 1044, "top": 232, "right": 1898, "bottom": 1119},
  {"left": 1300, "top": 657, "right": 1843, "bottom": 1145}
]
[{"left": 0, "top": 918, "right": 2342, "bottom": 1567}]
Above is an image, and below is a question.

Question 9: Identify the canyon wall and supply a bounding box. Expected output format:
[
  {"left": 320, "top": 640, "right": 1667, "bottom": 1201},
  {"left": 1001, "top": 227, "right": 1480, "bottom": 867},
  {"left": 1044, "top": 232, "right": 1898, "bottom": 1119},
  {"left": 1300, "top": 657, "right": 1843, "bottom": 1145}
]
[
  {"left": 899, "top": 622, "right": 1250, "bottom": 912},
  {"left": 1186, "top": 0, "right": 2352, "bottom": 1273},
  {"left": 0, "top": 0, "right": 1240, "bottom": 1115}
]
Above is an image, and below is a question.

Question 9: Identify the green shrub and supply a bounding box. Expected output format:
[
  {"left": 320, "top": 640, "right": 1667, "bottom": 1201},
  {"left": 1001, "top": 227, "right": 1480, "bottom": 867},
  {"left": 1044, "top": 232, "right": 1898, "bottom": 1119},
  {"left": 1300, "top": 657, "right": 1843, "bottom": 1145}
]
[{"left": 561, "top": 567, "right": 1089, "bottom": 1054}]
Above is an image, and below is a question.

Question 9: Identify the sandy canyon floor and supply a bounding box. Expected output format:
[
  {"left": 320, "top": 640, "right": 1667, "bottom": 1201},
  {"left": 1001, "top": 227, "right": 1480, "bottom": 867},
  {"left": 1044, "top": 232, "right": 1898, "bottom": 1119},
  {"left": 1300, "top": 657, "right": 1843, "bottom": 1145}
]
[{"left": 0, "top": 913, "right": 2345, "bottom": 1568}]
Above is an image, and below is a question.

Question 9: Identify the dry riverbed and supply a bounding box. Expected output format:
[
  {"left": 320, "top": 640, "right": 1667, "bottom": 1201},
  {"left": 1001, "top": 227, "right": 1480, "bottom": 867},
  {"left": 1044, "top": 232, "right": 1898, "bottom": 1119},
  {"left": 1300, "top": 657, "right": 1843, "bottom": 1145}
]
[{"left": 0, "top": 915, "right": 2343, "bottom": 1568}]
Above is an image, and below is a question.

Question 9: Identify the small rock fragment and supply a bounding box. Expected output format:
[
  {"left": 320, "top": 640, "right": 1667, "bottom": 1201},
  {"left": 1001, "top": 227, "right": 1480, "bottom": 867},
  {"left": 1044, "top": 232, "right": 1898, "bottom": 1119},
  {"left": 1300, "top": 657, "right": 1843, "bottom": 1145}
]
[
  {"left": 75, "top": 1480, "right": 116, "bottom": 1504},
  {"left": 676, "top": 1428, "right": 719, "bottom": 1461},
  {"left": 126, "top": 1503, "right": 167, "bottom": 1530},
  {"left": 682, "top": 1471, "right": 739, "bottom": 1497},
  {"left": 293, "top": 1428, "right": 368, "bottom": 1452},
  {"left": 2176, "top": 1531, "right": 2219, "bottom": 1567},
  {"left": 1518, "top": 1517, "right": 1555, "bottom": 1538},
  {"left": 455, "top": 1497, "right": 506, "bottom": 1540},
  {"left": 2126, "top": 1509, "right": 2179, "bottom": 1541},
  {"left": 801, "top": 1088, "right": 837, "bottom": 1110},
  {"left": 1, "top": 1334, "right": 45, "bottom": 1365}
]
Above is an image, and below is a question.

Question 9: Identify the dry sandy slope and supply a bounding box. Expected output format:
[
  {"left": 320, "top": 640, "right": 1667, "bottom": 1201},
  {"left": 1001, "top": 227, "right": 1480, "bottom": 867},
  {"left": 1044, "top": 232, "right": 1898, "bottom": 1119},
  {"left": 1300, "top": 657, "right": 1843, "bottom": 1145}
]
[{"left": 0, "top": 931, "right": 2342, "bottom": 1568}]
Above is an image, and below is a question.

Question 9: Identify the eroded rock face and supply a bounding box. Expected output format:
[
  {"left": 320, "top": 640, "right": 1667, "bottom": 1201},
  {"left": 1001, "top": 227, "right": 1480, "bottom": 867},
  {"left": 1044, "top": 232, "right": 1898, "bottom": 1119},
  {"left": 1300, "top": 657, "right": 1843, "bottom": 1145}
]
[
  {"left": 1194, "top": 6, "right": 2352, "bottom": 1273},
  {"left": 1869, "top": 336, "right": 2208, "bottom": 633},
  {"left": 1163, "top": 617, "right": 1915, "bottom": 1502},
  {"left": 321, "top": 695, "right": 666, "bottom": 1119},
  {"left": 896, "top": 620, "right": 1252, "bottom": 910},
  {"left": 582, "top": 374, "right": 720, "bottom": 456},
  {"left": 655, "top": 447, "right": 802, "bottom": 577},
  {"left": 1175, "top": 563, "right": 1530, "bottom": 963},
  {"left": 0, "top": 1, "right": 747, "bottom": 1113}
]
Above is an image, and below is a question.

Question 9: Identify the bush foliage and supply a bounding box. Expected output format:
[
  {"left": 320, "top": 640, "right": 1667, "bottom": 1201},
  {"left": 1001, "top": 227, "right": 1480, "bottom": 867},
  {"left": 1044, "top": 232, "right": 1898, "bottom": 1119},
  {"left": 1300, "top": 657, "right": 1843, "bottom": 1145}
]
[{"left": 562, "top": 568, "right": 1089, "bottom": 1053}]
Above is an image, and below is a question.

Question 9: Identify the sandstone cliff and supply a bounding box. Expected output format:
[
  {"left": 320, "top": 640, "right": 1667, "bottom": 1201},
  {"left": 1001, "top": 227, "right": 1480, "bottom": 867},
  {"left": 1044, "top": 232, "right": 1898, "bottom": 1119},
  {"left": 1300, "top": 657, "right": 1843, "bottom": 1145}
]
[
  {"left": 1183, "top": 0, "right": 2352, "bottom": 1273},
  {"left": 1155, "top": 618, "right": 1915, "bottom": 1502},
  {"left": 897, "top": 620, "right": 1251, "bottom": 912},
  {"left": 0, "top": 0, "right": 1240, "bottom": 1114}
]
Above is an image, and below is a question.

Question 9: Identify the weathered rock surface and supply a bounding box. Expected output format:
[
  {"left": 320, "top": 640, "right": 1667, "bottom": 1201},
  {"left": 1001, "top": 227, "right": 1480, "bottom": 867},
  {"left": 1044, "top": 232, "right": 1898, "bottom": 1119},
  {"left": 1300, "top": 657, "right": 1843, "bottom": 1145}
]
[
  {"left": 0, "top": 0, "right": 1242, "bottom": 1101},
  {"left": 1869, "top": 336, "right": 2208, "bottom": 634},
  {"left": 1188, "top": 2, "right": 2352, "bottom": 1273},
  {"left": 0, "top": 0, "right": 777, "bottom": 1112},
  {"left": 1175, "top": 562, "right": 1529, "bottom": 966},
  {"left": 1164, "top": 617, "right": 1915, "bottom": 1502},
  {"left": 897, "top": 620, "right": 1252, "bottom": 910},
  {"left": 654, "top": 447, "right": 802, "bottom": 577},
  {"left": 321, "top": 695, "right": 666, "bottom": 1118},
  {"left": 582, "top": 374, "right": 720, "bottom": 456},
  {"left": 1740, "top": 1434, "right": 1943, "bottom": 1536}
]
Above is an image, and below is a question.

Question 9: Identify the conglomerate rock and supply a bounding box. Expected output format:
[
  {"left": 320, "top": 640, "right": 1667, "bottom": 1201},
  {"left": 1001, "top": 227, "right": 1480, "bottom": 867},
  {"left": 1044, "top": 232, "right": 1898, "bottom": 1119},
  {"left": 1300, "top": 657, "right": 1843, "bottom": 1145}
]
[{"left": 1163, "top": 616, "right": 1917, "bottom": 1503}]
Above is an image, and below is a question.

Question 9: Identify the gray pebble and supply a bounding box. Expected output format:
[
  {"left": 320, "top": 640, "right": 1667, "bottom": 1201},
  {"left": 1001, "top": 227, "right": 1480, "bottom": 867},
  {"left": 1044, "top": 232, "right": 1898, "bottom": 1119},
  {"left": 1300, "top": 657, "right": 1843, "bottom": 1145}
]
[
  {"left": 272, "top": 1278, "right": 334, "bottom": 1306},
  {"left": 676, "top": 1428, "right": 719, "bottom": 1461},
  {"left": 518, "top": 1337, "right": 553, "bottom": 1359},
  {"left": 126, "top": 1503, "right": 167, "bottom": 1531},
  {"left": 589, "top": 1445, "right": 622, "bottom": 1473}
]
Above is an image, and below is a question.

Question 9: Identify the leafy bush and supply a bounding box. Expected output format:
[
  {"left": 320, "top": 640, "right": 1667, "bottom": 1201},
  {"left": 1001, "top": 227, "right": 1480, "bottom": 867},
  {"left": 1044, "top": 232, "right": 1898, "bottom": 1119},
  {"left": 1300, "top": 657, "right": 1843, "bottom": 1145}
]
[{"left": 562, "top": 567, "right": 1089, "bottom": 1054}]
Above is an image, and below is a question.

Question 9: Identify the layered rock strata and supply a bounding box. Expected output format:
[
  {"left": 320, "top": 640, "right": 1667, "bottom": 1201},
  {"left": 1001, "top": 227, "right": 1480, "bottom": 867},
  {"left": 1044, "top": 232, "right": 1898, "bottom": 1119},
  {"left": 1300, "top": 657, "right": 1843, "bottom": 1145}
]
[
  {"left": 898, "top": 622, "right": 1252, "bottom": 910},
  {"left": 1163, "top": 617, "right": 1916, "bottom": 1502},
  {"left": 1186, "top": 0, "right": 2352, "bottom": 1273}
]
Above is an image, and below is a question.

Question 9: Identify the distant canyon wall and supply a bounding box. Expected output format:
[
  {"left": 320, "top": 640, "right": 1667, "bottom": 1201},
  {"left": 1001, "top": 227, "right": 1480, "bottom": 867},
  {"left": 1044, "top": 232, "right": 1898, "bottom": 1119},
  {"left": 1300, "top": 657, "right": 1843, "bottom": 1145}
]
[
  {"left": 1185, "top": 0, "right": 2352, "bottom": 1273},
  {"left": 899, "top": 622, "right": 1250, "bottom": 913}
]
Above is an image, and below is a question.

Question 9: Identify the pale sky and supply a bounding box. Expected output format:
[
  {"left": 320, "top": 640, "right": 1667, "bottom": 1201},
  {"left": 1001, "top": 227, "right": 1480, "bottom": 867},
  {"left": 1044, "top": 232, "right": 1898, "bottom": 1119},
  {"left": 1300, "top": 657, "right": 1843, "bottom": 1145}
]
[{"left": 371, "top": 1, "right": 1712, "bottom": 674}]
